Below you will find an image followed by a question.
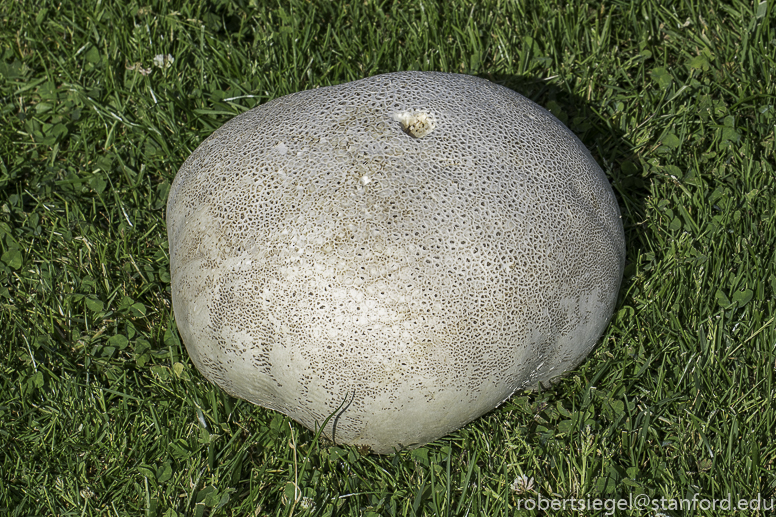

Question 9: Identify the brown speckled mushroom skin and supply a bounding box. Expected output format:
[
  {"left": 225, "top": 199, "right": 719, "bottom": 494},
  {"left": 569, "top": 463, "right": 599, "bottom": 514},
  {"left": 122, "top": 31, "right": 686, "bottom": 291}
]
[{"left": 167, "top": 72, "right": 625, "bottom": 454}]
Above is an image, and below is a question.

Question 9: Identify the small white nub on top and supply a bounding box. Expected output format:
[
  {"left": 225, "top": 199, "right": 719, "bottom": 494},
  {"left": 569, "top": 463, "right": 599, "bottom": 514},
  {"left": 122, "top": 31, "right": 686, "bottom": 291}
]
[{"left": 393, "top": 111, "right": 435, "bottom": 138}]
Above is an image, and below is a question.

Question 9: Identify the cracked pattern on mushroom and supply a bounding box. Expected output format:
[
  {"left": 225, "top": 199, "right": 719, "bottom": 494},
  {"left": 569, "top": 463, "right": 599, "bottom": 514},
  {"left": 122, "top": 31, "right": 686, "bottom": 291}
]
[{"left": 167, "top": 72, "right": 626, "bottom": 454}]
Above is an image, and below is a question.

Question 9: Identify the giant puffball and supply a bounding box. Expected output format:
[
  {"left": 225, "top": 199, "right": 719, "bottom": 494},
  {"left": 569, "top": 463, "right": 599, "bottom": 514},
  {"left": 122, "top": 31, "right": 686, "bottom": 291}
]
[{"left": 167, "top": 72, "right": 625, "bottom": 454}]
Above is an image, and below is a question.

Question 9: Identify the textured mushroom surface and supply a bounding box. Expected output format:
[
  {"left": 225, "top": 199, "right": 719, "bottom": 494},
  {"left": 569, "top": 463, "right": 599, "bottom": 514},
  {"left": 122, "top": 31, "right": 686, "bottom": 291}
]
[{"left": 167, "top": 72, "right": 625, "bottom": 454}]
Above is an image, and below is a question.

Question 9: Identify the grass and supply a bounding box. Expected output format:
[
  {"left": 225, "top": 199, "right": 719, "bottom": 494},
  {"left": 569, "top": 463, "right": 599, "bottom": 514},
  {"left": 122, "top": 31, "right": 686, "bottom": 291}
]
[{"left": 1, "top": 0, "right": 775, "bottom": 515}]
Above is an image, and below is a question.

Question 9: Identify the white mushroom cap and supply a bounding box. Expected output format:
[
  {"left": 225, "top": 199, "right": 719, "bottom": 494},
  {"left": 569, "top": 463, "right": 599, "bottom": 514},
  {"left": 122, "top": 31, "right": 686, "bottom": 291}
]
[{"left": 167, "top": 72, "right": 625, "bottom": 454}]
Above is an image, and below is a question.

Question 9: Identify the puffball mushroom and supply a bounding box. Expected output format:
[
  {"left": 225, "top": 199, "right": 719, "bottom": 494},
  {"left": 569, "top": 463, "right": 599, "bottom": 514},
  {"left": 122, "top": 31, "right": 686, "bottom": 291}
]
[{"left": 167, "top": 72, "right": 625, "bottom": 454}]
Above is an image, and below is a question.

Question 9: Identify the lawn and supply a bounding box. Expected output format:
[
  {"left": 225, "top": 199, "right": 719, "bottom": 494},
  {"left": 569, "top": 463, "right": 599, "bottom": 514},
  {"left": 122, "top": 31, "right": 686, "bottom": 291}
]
[{"left": 1, "top": 0, "right": 775, "bottom": 515}]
